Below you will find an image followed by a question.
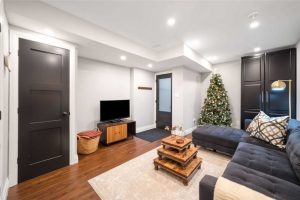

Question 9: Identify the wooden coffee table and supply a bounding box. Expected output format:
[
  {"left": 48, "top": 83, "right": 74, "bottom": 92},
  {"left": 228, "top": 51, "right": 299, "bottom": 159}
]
[
  {"left": 157, "top": 146, "right": 198, "bottom": 167},
  {"left": 154, "top": 135, "right": 202, "bottom": 185},
  {"left": 161, "top": 135, "right": 192, "bottom": 152}
]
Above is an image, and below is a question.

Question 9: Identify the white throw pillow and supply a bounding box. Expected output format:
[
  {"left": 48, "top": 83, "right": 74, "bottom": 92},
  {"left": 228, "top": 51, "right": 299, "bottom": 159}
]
[{"left": 246, "top": 111, "right": 289, "bottom": 149}]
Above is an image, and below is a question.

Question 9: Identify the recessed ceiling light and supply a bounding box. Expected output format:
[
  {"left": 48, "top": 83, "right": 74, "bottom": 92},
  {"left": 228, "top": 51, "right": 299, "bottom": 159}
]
[
  {"left": 44, "top": 28, "right": 54, "bottom": 35},
  {"left": 250, "top": 20, "right": 260, "bottom": 29},
  {"left": 254, "top": 47, "right": 261, "bottom": 52},
  {"left": 248, "top": 11, "right": 260, "bottom": 29},
  {"left": 120, "top": 55, "right": 127, "bottom": 61},
  {"left": 167, "top": 18, "right": 176, "bottom": 26},
  {"left": 147, "top": 63, "right": 153, "bottom": 68}
]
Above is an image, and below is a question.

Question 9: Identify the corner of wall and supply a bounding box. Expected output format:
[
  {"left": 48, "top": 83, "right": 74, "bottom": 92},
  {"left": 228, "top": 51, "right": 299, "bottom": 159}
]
[{"left": 0, "top": 178, "right": 9, "bottom": 200}]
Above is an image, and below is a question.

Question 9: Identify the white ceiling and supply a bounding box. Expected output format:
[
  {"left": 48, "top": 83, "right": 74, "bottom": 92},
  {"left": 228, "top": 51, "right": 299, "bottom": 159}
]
[
  {"left": 4, "top": 0, "right": 300, "bottom": 71},
  {"left": 42, "top": 0, "right": 300, "bottom": 63}
]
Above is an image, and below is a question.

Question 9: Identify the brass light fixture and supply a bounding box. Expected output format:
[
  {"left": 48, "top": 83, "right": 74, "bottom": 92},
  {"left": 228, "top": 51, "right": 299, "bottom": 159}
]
[{"left": 271, "top": 80, "right": 292, "bottom": 118}]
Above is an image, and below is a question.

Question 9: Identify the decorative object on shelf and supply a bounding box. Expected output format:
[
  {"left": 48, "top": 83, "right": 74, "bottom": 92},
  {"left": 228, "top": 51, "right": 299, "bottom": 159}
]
[
  {"left": 271, "top": 80, "right": 292, "bottom": 118},
  {"left": 198, "top": 73, "right": 232, "bottom": 127},
  {"left": 176, "top": 138, "right": 184, "bottom": 144},
  {"left": 165, "top": 125, "right": 184, "bottom": 136},
  {"left": 138, "top": 86, "right": 152, "bottom": 90}
]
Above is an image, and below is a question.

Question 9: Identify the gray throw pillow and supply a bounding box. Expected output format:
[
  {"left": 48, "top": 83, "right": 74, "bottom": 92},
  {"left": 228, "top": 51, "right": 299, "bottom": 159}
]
[{"left": 286, "top": 127, "right": 300, "bottom": 181}]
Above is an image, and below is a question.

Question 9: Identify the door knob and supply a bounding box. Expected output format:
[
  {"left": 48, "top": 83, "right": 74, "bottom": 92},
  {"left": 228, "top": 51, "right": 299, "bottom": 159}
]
[{"left": 62, "top": 111, "right": 70, "bottom": 116}]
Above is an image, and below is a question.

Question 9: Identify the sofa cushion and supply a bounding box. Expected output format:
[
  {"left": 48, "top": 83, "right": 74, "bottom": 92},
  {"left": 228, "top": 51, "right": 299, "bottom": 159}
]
[
  {"left": 223, "top": 162, "right": 300, "bottom": 200},
  {"left": 286, "top": 127, "right": 300, "bottom": 181},
  {"left": 231, "top": 142, "right": 299, "bottom": 184},
  {"left": 192, "top": 125, "right": 245, "bottom": 149},
  {"left": 288, "top": 119, "right": 300, "bottom": 132},
  {"left": 241, "top": 135, "right": 282, "bottom": 151},
  {"left": 246, "top": 111, "right": 289, "bottom": 149}
]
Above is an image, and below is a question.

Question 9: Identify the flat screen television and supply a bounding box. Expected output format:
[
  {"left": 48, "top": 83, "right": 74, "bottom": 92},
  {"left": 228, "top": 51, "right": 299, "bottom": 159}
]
[{"left": 100, "top": 100, "right": 130, "bottom": 122}]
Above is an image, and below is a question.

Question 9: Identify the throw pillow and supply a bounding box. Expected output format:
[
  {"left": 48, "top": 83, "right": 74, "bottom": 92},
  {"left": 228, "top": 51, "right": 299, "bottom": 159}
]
[{"left": 246, "top": 111, "right": 289, "bottom": 149}]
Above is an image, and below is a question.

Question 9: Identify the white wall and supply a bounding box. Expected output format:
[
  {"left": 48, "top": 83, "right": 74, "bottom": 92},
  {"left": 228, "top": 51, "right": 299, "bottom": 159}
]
[
  {"left": 0, "top": 0, "right": 10, "bottom": 198},
  {"left": 76, "top": 58, "right": 131, "bottom": 132},
  {"left": 163, "top": 67, "right": 201, "bottom": 134},
  {"left": 200, "top": 60, "right": 241, "bottom": 128},
  {"left": 297, "top": 40, "right": 300, "bottom": 120},
  {"left": 183, "top": 68, "right": 201, "bottom": 130},
  {"left": 171, "top": 67, "right": 184, "bottom": 127},
  {"left": 131, "top": 68, "right": 155, "bottom": 132}
]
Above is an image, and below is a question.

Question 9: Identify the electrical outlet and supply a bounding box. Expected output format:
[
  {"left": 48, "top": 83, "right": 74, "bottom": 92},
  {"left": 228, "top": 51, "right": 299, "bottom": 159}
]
[{"left": 193, "top": 118, "right": 196, "bottom": 124}]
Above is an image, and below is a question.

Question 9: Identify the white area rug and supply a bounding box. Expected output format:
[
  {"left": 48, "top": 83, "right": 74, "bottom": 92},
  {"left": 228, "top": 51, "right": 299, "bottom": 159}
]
[{"left": 89, "top": 148, "right": 231, "bottom": 200}]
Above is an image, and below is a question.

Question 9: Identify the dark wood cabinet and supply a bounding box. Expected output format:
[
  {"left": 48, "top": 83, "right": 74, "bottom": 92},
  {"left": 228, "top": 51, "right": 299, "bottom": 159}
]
[{"left": 241, "top": 48, "right": 296, "bottom": 129}]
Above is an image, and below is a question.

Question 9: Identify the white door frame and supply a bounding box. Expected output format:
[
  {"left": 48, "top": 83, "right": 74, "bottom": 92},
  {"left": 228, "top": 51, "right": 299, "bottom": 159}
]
[{"left": 9, "top": 27, "right": 78, "bottom": 186}]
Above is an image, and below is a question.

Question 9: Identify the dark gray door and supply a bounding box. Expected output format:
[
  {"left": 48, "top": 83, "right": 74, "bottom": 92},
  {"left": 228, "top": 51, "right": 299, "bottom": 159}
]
[
  {"left": 156, "top": 74, "right": 172, "bottom": 129},
  {"left": 18, "top": 39, "right": 70, "bottom": 183},
  {"left": 265, "top": 48, "right": 296, "bottom": 118},
  {"left": 241, "top": 55, "right": 265, "bottom": 129}
]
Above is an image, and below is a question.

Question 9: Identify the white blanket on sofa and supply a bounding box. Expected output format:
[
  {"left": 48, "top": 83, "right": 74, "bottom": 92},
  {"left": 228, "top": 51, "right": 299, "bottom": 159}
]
[{"left": 214, "top": 177, "right": 274, "bottom": 200}]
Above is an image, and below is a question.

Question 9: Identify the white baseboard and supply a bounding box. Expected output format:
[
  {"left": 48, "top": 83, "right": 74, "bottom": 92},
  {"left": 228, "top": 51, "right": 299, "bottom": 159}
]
[
  {"left": 1, "top": 178, "right": 9, "bottom": 200},
  {"left": 183, "top": 126, "right": 197, "bottom": 136},
  {"left": 136, "top": 124, "right": 156, "bottom": 133},
  {"left": 70, "top": 154, "right": 79, "bottom": 165}
]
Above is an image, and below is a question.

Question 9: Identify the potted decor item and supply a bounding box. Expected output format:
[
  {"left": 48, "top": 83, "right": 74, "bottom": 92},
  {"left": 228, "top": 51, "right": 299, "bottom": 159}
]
[{"left": 77, "top": 128, "right": 102, "bottom": 154}]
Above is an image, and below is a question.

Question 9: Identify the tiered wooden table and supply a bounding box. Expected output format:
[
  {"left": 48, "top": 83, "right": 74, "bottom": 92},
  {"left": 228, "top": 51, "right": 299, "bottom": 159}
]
[{"left": 153, "top": 135, "right": 202, "bottom": 186}]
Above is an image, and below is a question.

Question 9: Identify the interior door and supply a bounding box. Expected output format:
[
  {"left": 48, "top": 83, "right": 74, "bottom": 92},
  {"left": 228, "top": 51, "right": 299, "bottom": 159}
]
[
  {"left": 241, "top": 55, "right": 265, "bottom": 129},
  {"left": 265, "top": 48, "right": 296, "bottom": 118},
  {"left": 156, "top": 74, "right": 172, "bottom": 129},
  {"left": 18, "top": 38, "right": 70, "bottom": 183}
]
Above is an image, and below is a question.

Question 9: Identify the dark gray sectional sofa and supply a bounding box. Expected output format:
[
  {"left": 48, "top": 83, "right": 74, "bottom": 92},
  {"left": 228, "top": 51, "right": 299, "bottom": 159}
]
[{"left": 192, "top": 119, "right": 300, "bottom": 200}]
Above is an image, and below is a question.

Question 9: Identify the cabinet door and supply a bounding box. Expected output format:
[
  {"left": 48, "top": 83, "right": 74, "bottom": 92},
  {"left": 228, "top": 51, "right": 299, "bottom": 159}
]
[
  {"left": 107, "top": 124, "right": 127, "bottom": 144},
  {"left": 241, "top": 55, "right": 265, "bottom": 129},
  {"left": 265, "top": 48, "right": 296, "bottom": 118}
]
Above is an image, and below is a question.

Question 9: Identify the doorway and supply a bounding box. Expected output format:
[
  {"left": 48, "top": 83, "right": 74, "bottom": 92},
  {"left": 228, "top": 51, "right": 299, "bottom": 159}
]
[
  {"left": 156, "top": 73, "right": 172, "bottom": 129},
  {"left": 18, "top": 38, "right": 70, "bottom": 183}
]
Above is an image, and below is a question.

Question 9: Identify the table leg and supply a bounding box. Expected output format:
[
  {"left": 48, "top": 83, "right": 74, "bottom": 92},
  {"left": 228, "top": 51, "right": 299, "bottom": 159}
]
[
  {"left": 158, "top": 154, "right": 162, "bottom": 160},
  {"left": 183, "top": 180, "right": 188, "bottom": 186}
]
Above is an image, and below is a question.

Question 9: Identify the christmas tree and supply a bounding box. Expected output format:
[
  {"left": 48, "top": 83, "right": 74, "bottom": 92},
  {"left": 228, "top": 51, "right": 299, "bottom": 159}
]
[{"left": 198, "top": 73, "right": 232, "bottom": 127}]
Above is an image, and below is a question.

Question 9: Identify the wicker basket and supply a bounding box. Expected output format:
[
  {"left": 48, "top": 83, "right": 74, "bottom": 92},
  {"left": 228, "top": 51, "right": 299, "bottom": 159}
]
[{"left": 77, "top": 130, "right": 101, "bottom": 154}]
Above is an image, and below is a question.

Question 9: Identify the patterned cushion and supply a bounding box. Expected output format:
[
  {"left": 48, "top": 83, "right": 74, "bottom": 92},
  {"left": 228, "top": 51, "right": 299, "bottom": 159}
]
[{"left": 246, "top": 111, "right": 289, "bottom": 149}]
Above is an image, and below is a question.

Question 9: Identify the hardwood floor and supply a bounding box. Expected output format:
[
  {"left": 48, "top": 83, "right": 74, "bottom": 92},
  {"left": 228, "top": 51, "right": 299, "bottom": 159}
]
[{"left": 8, "top": 137, "right": 162, "bottom": 200}]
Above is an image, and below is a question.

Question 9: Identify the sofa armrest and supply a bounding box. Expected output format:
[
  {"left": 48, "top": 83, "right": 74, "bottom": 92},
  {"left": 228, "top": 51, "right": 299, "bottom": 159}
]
[
  {"left": 200, "top": 175, "right": 218, "bottom": 200},
  {"left": 244, "top": 119, "right": 252, "bottom": 130}
]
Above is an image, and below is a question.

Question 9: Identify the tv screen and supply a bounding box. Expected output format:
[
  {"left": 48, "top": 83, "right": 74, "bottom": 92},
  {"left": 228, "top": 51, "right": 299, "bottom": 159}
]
[{"left": 100, "top": 100, "right": 130, "bottom": 121}]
